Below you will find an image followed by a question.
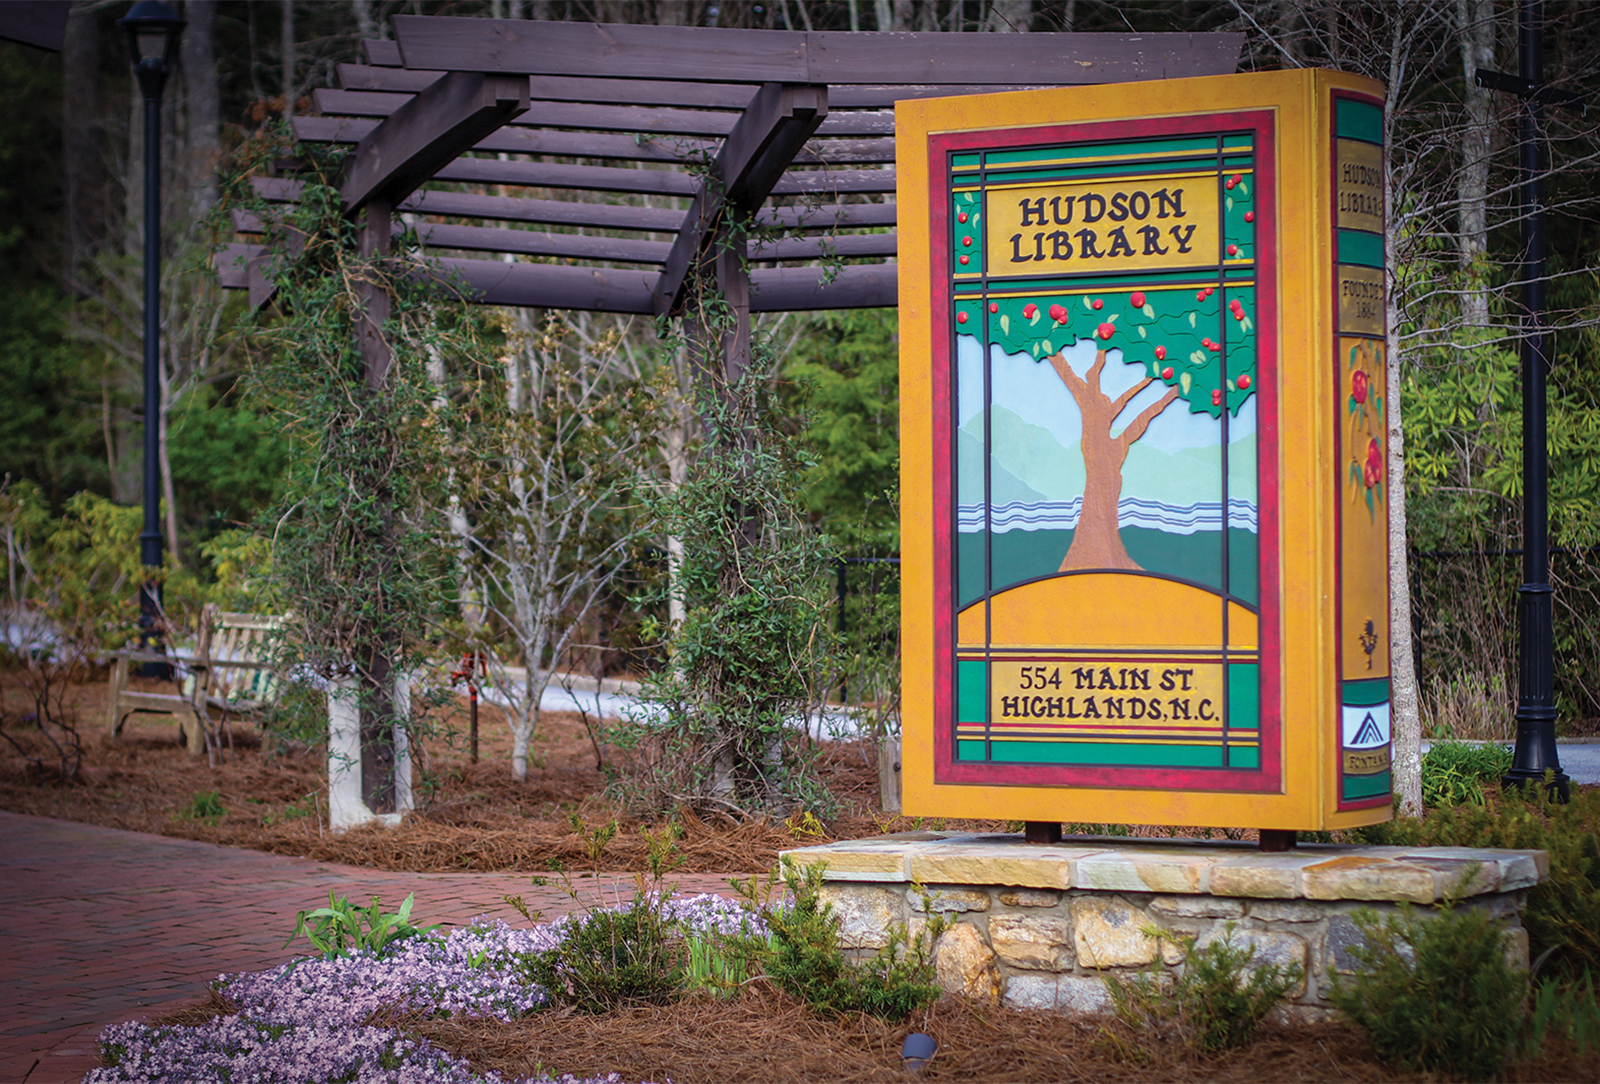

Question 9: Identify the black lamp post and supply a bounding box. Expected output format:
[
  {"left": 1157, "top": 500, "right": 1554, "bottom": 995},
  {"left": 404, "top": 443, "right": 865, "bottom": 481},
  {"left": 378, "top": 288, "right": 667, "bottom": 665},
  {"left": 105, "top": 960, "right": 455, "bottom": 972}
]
[
  {"left": 1477, "top": 0, "right": 1579, "bottom": 800},
  {"left": 118, "top": 1, "right": 184, "bottom": 665}
]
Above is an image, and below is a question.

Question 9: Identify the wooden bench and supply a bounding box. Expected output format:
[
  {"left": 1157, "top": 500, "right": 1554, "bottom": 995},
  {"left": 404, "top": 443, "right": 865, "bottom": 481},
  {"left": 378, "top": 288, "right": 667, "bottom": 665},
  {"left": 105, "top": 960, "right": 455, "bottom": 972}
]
[{"left": 107, "top": 606, "right": 287, "bottom": 759}]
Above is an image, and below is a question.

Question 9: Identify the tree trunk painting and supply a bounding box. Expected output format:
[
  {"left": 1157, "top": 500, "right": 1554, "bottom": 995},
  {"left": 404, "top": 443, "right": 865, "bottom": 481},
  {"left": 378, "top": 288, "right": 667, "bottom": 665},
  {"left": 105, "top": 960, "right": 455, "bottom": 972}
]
[{"left": 1046, "top": 346, "right": 1179, "bottom": 571}]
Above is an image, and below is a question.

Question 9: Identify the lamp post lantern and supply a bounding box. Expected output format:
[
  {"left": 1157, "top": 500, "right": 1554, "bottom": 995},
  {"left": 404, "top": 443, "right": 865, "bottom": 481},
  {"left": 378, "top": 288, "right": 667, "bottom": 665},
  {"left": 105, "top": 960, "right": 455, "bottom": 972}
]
[{"left": 118, "top": 1, "right": 184, "bottom": 665}]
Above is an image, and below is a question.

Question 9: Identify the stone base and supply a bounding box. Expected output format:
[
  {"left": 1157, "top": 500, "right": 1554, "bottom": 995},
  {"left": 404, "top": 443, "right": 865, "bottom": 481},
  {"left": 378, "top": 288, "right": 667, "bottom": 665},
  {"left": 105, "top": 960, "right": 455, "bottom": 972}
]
[
  {"left": 781, "top": 832, "right": 1548, "bottom": 1016},
  {"left": 326, "top": 675, "right": 414, "bottom": 834}
]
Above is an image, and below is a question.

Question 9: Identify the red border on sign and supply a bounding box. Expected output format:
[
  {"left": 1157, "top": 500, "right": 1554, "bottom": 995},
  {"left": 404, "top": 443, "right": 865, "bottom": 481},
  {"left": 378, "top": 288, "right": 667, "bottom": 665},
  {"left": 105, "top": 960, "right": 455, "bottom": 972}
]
[{"left": 928, "top": 109, "right": 1282, "bottom": 794}]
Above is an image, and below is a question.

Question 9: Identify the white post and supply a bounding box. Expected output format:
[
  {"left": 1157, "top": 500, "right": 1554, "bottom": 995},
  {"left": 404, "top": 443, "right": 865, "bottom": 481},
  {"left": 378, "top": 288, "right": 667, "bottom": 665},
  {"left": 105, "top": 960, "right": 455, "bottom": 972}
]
[{"left": 326, "top": 670, "right": 414, "bottom": 833}]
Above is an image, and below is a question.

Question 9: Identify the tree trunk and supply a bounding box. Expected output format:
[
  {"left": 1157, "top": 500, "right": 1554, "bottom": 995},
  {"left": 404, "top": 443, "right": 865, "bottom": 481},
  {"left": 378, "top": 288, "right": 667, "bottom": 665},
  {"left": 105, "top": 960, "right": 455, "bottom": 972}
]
[
  {"left": 1456, "top": 0, "right": 1494, "bottom": 331},
  {"left": 984, "top": 0, "right": 1033, "bottom": 32},
  {"left": 182, "top": 1, "right": 221, "bottom": 219},
  {"left": 280, "top": 0, "right": 296, "bottom": 121},
  {"left": 511, "top": 667, "right": 536, "bottom": 781},
  {"left": 62, "top": 1, "right": 100, "bottom": 297},
  {"left": 351, "top": 0, "right": 378, "bottom": 39},
  {"left": 1066, "top": 420, "right": 1138, "bottom": 571},
  {"left": 158, "top": 364, "right": 181, "bottom": 565},
  {"left": 1044, "top": 348, "right": 1176, "bottom": 573},
  {"left": 1384, "top": 30, "right": 1425, "bottom": 817}
]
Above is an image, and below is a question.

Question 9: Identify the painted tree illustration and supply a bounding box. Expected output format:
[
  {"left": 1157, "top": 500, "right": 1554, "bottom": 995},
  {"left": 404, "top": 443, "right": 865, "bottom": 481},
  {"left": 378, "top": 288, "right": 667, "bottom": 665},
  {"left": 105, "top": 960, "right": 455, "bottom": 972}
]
[{"left": 972, "top": 284, "right": 1259, "bottom": 572}]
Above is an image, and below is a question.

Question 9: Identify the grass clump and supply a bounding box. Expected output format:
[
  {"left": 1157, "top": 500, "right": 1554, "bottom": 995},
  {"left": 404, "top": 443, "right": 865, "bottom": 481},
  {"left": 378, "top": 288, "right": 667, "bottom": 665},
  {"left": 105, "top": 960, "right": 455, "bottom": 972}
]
[
  {"left": 1420, "top": 740, "right": 1513, "bottom": 808},
  {"left": 176, "top": 789, "right": 226, "bottom": 825},
  {"left": 1528, "top": 970, "right": 1600, "bottom": 1057},
  {"left": 1106, "top": 922, "right": 1302, "bottom": 1052},
  {"left": 284, "top": 891, "right": 439, "bottom": 960},
  {"left": 1329, "top": 900, "right": 1526, "bottom": 1081}
]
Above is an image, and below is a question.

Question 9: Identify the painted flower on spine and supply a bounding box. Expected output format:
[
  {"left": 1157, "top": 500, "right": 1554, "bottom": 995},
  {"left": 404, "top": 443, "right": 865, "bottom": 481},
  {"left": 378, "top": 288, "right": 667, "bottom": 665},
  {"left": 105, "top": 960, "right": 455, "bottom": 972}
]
[
  {"left": 1351, "top": 368, "right": 1369, "bottom": 405},
  {"left": 1364, "top": 437, "right": 1383, "bottom": 487}
]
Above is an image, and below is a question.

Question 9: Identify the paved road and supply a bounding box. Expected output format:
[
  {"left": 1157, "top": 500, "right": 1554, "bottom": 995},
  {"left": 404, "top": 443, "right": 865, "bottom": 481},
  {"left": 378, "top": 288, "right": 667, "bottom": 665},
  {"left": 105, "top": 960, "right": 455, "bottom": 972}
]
[{"left": 0, "top": 812, "right": 742, "bottom": 1084}]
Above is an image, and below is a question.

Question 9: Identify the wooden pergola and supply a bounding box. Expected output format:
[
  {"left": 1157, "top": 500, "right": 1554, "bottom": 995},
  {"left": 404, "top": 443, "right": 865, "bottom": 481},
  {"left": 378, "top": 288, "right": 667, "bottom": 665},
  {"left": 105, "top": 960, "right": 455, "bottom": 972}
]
[
  {"left": 215, "top": 16, "right": 1242, "bottom": 819},
  {"left": 220, "top": 16, "right": 1243, "bottom": 328}
]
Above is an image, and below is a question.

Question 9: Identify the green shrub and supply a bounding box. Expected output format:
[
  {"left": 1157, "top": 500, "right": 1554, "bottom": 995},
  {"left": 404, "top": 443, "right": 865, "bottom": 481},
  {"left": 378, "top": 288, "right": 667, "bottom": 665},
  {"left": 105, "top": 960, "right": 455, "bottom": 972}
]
[
  {"left": 1354, "top": 784, "right": 1600, "bottom": 979},
  {"left": 1329, "top": 902, "right": 1527, "bottom": 1081},
  {"left": 1107, "top": 922, "right": 1302, "bottom": 1052},
  {"left": 744, "top": 859, "right": 944, "bottom": 1023},
  {"left": 1421, "top": 740, "right": 1513, "bottom": 808},
  {"left": 517, "top": 893, "right": 686, "bottom": 1013},
  {"left": 285, "top": 892, "right": 438, "bottom": 960}
]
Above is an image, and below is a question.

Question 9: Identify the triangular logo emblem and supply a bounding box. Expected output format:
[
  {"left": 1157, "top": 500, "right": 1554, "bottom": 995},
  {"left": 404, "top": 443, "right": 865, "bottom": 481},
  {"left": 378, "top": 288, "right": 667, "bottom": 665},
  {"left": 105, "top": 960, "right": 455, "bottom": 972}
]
[{"left": 1352, "top": 712, "right": 1384, "bottom": 746}]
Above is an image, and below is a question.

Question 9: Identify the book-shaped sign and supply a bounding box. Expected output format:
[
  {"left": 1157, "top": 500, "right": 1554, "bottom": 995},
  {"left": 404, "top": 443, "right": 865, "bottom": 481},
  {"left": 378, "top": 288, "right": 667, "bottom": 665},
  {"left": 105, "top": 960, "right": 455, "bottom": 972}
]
[{"left": 897, "top": 69, "right": 1392, "bottom": 832}]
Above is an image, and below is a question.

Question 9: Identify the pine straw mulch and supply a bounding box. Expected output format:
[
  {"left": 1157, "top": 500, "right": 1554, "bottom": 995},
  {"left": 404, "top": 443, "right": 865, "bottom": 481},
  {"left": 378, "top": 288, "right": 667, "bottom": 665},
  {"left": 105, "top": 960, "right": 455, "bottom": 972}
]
[
  {"left": 0, "top": 673, "right": 969, "bottom": 873},
  {"left": 153, "top": 984, "right": 1600, "bottom": 1084},
  {"left": 1, "top": 675, "right": 1309, "bottom": 876}
]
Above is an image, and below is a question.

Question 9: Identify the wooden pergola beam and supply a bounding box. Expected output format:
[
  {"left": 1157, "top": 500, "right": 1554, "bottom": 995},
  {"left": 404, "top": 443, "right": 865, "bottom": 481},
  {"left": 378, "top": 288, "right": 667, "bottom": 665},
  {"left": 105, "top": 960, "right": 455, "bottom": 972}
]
[
  {"left": 339, "top": 61, "right": 1067, "bottom": 111},
  {"left": 654, "top": 82, "right": 827, "bottom": 317},
  {"left": 340, "top": 69, "right": 530, "bottom": 212},
  {"left": 448, "top": 259, "right": 895, "bottom": 312},
  {"left": 253, "top": 175, "right": 896, "bottom": 233},
  {"left": 298, "top": 114, "right": 896, "bottom": 165},
  {"left": 392, "top": 17, "right": 1243, "bottom": 86},
  {"left": 317, "top": 88, "right": 892, "bottom": 138}
]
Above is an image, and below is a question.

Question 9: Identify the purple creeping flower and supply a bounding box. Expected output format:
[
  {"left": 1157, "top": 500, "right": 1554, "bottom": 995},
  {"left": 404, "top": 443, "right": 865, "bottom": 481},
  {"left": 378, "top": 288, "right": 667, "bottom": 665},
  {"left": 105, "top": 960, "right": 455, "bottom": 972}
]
[
  {"left": 221, "top": 919, "right": 559, "bottom": 1026},
  {"left": 88, "top": 1015, "right": 502, "bottom": 1083},
  {"left": 92, "top": 894, "right": 756, "bottom": 1082}
]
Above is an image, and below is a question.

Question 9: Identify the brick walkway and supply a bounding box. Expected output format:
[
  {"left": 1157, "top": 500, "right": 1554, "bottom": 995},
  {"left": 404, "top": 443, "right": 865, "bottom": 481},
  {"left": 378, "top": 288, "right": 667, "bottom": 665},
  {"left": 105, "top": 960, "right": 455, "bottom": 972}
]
[{"left": 0, "top": 811, "right": 745, "bottom": 1084}]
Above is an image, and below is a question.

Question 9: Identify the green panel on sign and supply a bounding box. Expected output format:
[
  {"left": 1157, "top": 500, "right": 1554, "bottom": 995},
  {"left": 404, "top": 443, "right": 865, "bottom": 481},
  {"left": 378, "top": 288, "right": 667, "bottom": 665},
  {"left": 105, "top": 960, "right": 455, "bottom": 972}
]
[
  {"left": 990, "top": 741, "right": 1229, "bottom": 768},
  {"left": 957, "top": 532, "right": 984, "bottom": 609},
  {"left": 953, "top": 152, "right": 981, "bottom": 169},
  {"left": 1336, "top": 99, "right": 1383, "bottom": 145},
  {"left": 1228, "top": 664, "right": 1259, "bottom": 729},
  {"left": 1228, "top": 527, "right": 1259, "bottom": 607},
  {"left": 984, "top": 159, "right": 1220, "bottom": 184},
  {"left": 957, "top": 740, "right": 987, "bottom": 760},
  {"left": 985, "top": 136, "right": 1223, "bottom": 166},
  {"left": 1343, "top": 678, "right": 1390, "bottom": 706},
  {"left": 1343, "top": 770, "right": 1391, "bottom": 800},
  {"left": 986, "top": 269, "right": 1217, "bottom": 293},
  {"left": 1228, "top": 745, "right": 1260, "bottom": 770},
  {"left": 1337, "top": 229, "right": 1384, "bottom": 268},
  {"left": 957, "top": 660, "right": 988, "bottom": 722}
]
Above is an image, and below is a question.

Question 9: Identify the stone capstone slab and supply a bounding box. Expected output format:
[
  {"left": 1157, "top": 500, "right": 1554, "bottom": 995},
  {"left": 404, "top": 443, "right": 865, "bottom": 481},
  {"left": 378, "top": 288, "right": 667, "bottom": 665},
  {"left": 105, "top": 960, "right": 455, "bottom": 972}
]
[
  {"left": 1303, "top": 856, "right": 1438, "bottom": 904},
  {"left": 781, "top": 833, "right": 1547, "bottom": 904}
]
